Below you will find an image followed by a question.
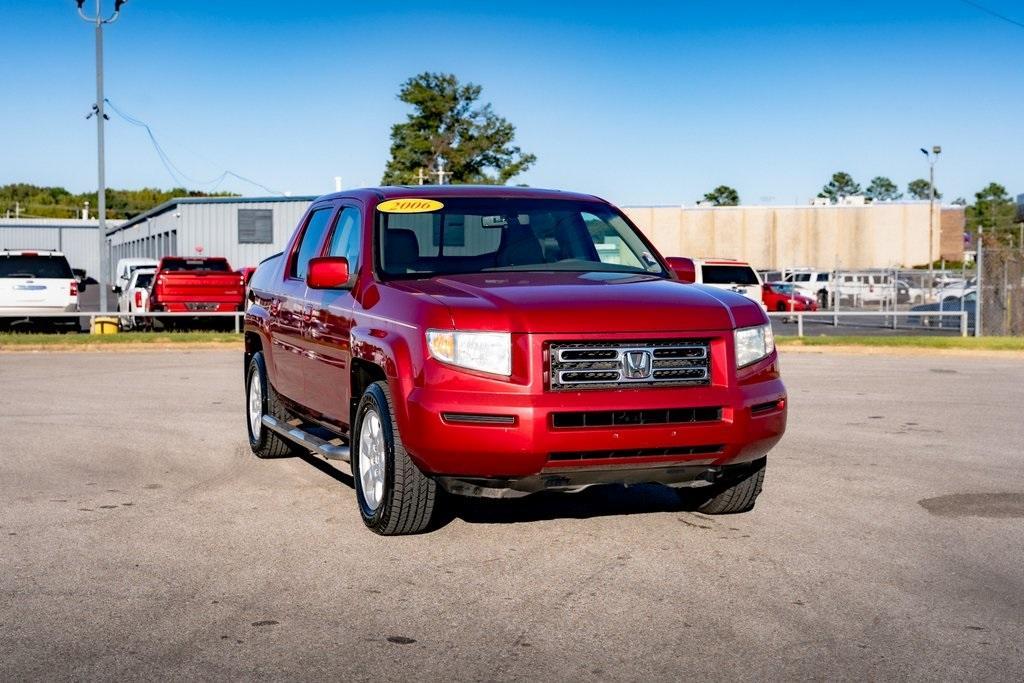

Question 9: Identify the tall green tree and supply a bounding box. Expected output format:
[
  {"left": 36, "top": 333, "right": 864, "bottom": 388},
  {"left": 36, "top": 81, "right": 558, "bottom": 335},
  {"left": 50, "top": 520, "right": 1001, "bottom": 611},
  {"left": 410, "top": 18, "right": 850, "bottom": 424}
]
[
  {"left": 818, "top": 172, "right": 861, "bottom": 203},
  {"left": 907, "top": 178, "right": 941, "bottom": 200},
  {"left": 381, "top": 72, "right": 536, "bottom": 185},
  {"left": 700, "top": 185, "right": 739, "bottom": 206},
  {"left": 967, "top": 182, "right": 1017, "bottom": 236},
  {"left": 864, "top": 176, "right": 901, "bottom": 202}
]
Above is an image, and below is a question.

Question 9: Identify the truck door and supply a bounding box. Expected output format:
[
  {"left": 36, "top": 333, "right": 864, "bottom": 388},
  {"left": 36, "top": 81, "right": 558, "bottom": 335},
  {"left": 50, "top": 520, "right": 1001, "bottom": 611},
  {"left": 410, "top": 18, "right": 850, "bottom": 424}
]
[
  {"left": 303, "top": 204, "right": 362, "bottom": 427},
  {"left": 270, "top": 206, "right": 335, "bottom": 402}
]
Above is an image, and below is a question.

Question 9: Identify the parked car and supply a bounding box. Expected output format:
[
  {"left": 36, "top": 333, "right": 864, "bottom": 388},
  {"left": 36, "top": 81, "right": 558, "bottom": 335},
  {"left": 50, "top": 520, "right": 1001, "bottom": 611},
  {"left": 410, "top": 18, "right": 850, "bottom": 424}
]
[
  {"left": 834, "top": 272, "right": 897, "bottom": 305},
  {"left": 113, "top": 257, "right": 159, "bottom": 295},
  {"left": 910, "top": 289, "right": 976, "bottom": 329},
  {"left": 0, "top": 249, "right": 81, "bottom": 330},
  {"left": 785, "top": 269, "right": 832, "bottom": 303},
  {"left": 238, "top": 266, "right": 257, "bottom": 287},
  {"left": 895, "top": 279, "right": 925, "bottom": 305},
  {"left": 762, "top": 282, "right": 818, "bottom": 312},
  {"left": 934, "top": 277, "right": 976, "bottom": 303},
  {"left": 244, "top": 187, "right": 787, "bottom": 535},
  {"left": 669, "top": 257, "right": 764, "bottom": 306},
  {"left": 117, "top": 267, "right": 155, "bottom": 330},
  {"left": 149, "top": 257, "right": 246, "bottom": 329}
]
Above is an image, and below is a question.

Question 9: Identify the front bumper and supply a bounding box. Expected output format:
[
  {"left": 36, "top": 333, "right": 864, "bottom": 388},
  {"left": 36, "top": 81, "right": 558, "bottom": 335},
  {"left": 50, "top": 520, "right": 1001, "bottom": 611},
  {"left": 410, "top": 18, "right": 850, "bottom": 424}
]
[{"left": 400, "top": 366, "right": 786, "bottom": 484}]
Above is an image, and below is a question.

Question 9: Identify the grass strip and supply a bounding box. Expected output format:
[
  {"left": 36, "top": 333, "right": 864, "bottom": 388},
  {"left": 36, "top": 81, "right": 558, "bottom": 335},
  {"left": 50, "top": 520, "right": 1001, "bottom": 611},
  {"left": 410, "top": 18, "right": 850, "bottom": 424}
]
[
  {"left": 0, "top": 331, "right": 241, "bottom": 346},
  {"left": 777, "top": 335, "right": 1024, "bottom": 351}
]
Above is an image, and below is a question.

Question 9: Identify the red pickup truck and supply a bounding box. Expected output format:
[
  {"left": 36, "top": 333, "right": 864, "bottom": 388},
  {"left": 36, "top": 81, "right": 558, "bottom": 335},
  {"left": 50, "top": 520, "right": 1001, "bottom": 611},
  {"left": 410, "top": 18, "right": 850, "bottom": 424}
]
[
  {"left": 244, "top": 186, "right": 786, "bottom": 535},
  {"left": 150, "top": 257, "right": 246, "bottom": 327}
]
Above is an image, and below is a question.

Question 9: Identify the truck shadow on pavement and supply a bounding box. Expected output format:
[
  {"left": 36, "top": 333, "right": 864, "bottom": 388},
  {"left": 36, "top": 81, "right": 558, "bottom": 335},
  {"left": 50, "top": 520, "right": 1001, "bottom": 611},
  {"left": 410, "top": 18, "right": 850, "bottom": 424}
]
[
  {"left": 295, "top": 453, "right": 709, "bottom": 530},
  {"left": 441, "top": 483, "right": 710, "bottom": 527}
]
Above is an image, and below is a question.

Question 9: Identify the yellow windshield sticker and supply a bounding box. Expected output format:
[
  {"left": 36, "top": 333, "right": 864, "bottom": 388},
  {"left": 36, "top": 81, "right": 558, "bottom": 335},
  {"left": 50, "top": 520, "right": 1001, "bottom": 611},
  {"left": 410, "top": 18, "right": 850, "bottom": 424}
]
[{"left": 377, "top": 198, "right": 444, "bottom": 213}]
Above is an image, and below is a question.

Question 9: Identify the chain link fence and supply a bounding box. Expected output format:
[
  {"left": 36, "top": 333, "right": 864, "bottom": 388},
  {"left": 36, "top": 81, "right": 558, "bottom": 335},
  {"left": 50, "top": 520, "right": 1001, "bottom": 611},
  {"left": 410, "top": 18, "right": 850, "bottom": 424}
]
[{"left": 978, "top": 241, "right": 1024, "bottom": 336}]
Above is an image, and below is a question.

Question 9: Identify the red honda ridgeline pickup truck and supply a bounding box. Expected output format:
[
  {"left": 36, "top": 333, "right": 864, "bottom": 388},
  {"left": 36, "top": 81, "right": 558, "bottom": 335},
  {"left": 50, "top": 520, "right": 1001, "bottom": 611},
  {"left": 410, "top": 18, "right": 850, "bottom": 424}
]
[{"left": 244, "top": 186, "right": 786, "bottom": 535}]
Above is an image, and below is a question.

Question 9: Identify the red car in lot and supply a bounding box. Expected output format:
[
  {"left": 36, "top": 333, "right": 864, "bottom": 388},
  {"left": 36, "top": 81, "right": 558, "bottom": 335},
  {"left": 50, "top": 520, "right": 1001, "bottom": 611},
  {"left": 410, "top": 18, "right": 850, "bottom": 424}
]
[
  {"left": 762, "top": 281, "right": 818, "bottom": 312},
  {"left": 149, "top": 257, "right": 246, "bottom": 327},
  {"left": 244, "top": 186, "right": 787, "bottom": 535}
]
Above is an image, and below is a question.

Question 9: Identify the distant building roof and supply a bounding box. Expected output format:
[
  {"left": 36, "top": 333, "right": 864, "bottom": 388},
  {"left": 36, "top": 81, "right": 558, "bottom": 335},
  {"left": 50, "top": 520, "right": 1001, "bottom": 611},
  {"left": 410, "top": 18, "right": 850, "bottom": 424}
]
[
  {"left": 0, "top": 217, "right": 126, "bottom": 230},
  {"left": 108, "top": 195, "right": 318, "bottom": 236}
]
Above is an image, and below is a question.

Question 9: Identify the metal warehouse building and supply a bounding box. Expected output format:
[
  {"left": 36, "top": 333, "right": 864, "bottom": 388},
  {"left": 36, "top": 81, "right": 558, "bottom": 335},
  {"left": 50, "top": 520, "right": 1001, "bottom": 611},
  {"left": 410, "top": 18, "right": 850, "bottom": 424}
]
[
  {"left": 0, "top": 217, "right": 125, "bottom": 278},
  {"left": 106, "top": 195, "right": 316, "bottom": 276}
]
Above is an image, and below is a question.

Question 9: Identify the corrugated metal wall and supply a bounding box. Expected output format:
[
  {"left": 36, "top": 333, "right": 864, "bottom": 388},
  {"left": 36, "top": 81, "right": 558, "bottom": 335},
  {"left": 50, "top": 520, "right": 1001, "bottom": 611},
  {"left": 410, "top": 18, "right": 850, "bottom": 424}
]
[
  {"left": 178, "top": 201, "right": 311, "bottom": 268},
  {"left": 0, "top": 222, "right": 105, "bottom": 277},
  {"left": 107, "top": 199, "right": 312, "bottom": 277}
]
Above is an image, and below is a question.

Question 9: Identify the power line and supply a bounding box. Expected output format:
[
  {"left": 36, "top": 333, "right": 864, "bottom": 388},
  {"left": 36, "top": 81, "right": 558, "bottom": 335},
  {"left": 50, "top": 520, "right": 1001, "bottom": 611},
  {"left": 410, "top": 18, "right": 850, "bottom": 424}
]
[
  {"left": 103, "top": 99, "right": 285, "bottom": 196},
  {"left": 958, "top": 0, "right": 1024, "bottom": 30}
]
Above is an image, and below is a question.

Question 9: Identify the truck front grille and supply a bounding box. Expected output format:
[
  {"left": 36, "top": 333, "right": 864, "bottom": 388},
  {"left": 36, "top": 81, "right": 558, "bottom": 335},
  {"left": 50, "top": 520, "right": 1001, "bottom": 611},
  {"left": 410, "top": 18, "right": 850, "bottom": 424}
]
[{"left": 547, "top": 339, "right": 712, "bottom": 391}]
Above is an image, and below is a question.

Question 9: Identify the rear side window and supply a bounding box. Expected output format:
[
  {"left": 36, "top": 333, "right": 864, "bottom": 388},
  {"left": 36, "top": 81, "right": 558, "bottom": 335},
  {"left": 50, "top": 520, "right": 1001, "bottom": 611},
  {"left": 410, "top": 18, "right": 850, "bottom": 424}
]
[
  {"left": 160, "top": 259, "right": 231, "bottom": 272},
  {"left": 290, "top": 208, "right": 334, "bottom": 280},
  {"left": 0, "top": 254, "right": 74, "bottom": 279},
  {"left": 702, "top": 265, "right": 759, "bottom": 286},
  {"left": 134, "top": 273, "right": 155, "bottom": 288}
]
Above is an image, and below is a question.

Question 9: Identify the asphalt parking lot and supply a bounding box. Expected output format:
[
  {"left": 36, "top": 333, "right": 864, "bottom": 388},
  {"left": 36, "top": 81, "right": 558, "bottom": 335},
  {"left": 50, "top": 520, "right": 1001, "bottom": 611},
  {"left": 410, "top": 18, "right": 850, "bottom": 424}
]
[{"left": 2, "top": 349, "right": 1022, "bottom": 680}]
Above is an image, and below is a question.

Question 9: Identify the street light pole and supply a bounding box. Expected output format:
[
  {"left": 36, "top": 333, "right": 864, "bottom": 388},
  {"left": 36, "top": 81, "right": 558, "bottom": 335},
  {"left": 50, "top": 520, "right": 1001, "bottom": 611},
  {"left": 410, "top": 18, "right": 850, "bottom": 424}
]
[
  {"left": 920, "top": 145, "right": 941, "bottom": 293},
  {"left": 77, "top": 0, "right": 125, "bottom": 314}
]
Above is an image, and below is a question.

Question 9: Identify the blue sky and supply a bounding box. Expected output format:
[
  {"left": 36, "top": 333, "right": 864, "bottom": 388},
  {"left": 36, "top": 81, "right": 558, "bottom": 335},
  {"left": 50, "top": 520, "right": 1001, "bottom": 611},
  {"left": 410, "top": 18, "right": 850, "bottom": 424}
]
[{"left": 1, "top": 1, "right": 1021, "bottom": 206}]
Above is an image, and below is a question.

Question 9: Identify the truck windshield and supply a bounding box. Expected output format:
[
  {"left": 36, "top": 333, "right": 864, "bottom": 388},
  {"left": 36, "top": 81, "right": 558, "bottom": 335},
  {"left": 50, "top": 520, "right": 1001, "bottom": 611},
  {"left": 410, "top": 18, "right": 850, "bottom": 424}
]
[
  {"left": 0, "top": 254, "right": 74, "bottom": 279},
  {"left": 377, "top": 198, "right": 666, "bottom": 279},
  {"left": 160, "top": 259, "right": 231, "bottom": 272}
]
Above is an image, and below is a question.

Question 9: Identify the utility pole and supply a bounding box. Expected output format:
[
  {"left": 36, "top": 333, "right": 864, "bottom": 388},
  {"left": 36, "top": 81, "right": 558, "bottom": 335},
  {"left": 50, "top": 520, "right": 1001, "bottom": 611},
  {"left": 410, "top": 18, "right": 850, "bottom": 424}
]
[
  {"left": 77, "top": 0, "right": 125, "bottom": 314},
  {"left": 920, "top": 145, "right": 941, "bottom": 294},
  {"left": 434, "top": 157, "right": 451, "bottom": 185}
]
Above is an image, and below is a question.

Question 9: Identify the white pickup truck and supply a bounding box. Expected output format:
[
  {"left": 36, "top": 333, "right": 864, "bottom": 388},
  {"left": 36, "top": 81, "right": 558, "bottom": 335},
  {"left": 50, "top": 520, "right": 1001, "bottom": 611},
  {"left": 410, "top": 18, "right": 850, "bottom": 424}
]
[{"left": 0, "top": 250, "right": 81, "bottom": 330}]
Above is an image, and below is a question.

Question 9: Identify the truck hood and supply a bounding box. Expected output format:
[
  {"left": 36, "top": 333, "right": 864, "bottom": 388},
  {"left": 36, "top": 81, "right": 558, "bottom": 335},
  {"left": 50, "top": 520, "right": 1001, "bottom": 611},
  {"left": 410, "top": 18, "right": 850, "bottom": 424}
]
[{"left": 398, "top": 272, "right": 764, "bottom": 333}]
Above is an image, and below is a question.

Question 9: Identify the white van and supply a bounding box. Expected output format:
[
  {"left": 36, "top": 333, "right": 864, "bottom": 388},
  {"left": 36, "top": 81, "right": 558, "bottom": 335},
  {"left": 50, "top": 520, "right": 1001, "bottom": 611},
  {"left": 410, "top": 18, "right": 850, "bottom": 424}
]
[
  {"left": 113, "top": 257, "right": 159, "bottom": 294},
  {"left": 0, "top": 250, "right": 80, "bottom": 328}
]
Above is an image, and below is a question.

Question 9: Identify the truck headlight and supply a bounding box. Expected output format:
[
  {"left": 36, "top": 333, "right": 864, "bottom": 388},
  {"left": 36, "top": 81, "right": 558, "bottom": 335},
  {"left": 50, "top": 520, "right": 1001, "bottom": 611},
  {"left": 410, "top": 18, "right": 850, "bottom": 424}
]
[
  {"left": 734, "top": 323, "right": 775, "bottom": 368},
  {"left": 426, "top": 330, "right": 511, "bottom": 376}
]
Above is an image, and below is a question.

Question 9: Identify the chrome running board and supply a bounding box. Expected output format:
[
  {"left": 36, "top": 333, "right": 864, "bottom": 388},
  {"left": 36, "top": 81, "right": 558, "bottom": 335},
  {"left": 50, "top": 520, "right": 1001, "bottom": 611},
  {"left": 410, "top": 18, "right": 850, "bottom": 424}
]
[{"left": 262, "top": 415, "right": 351, "bottom": 463}]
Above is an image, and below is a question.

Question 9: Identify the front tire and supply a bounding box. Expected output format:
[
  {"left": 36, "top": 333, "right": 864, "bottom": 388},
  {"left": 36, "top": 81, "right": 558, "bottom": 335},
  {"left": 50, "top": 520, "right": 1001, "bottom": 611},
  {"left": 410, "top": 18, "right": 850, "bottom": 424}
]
[
  {"left": 352, "top": 381, "right": 437, "bottom": 535},
  {"left": 246, "top": 351, "right": 299, "bottom": 458},
  {"left": 696, "top": 458, "right": 766, "bottom": 514}
]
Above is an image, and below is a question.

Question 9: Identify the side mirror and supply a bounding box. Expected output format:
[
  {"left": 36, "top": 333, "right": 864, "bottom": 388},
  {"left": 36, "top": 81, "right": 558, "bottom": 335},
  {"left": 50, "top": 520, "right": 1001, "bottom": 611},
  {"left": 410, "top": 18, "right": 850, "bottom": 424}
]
[
  {"left": 78, "top": 280, "right": 88, "bottom": 292},
  {"left": 307, "top": 256, "right": 351, "bottom": 289},
  {"left": 665, "top": 256, "right": 696, "bottom": 283},
  {"left": 112, "top": 285, "right": 122, "bottom": 294}
]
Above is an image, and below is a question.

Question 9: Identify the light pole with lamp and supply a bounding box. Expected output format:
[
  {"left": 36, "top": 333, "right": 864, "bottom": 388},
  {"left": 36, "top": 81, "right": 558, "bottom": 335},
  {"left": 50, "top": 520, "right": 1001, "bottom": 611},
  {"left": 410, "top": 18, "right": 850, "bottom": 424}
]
[
  {"left": 920, "top": 145, "right": 941, "bottom": 294},
  {"left": 76, "top": 0, "right": 126, "bottom": 314}
]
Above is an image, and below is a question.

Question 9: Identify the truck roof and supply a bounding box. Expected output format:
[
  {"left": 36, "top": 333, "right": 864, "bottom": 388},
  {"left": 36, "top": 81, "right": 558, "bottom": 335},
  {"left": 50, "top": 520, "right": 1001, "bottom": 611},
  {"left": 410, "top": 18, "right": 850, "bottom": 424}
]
[
  {"left": 1, "top": 249, "right": 67, "bottom": 257},
  {"left": 317, "top": 185, "right": 606, "bottom": 204}
]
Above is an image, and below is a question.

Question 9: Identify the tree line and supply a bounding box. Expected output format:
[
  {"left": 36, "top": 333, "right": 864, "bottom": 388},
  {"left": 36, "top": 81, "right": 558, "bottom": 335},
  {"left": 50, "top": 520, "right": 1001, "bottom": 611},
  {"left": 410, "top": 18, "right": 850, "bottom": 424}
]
[
  {"left": 0, "top": 183, "right": 237, "bottom": 220},
  {"left": 700, "top": 173, "right": 1019, "bottom": 240}
]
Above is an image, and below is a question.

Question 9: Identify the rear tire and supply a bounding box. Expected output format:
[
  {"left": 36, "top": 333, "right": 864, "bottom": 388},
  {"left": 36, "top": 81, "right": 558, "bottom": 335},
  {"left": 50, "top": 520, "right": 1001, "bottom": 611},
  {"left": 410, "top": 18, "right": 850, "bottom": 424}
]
[
  {"left": 246, "top": 351, "right": 300, "bottom": 458},
  {"left": 352, "top": 381, "right": 437, "bottom": 535},
  {"left": 696, "top": 458, "right": 766, "bottom": 514}
]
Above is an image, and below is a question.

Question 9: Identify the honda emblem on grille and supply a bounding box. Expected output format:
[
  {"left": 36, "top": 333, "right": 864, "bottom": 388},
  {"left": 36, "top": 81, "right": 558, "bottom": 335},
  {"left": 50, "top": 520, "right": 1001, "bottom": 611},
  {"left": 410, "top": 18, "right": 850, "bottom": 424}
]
[{"left": 623, "top": 350, "right": 653, "bottom": 379}]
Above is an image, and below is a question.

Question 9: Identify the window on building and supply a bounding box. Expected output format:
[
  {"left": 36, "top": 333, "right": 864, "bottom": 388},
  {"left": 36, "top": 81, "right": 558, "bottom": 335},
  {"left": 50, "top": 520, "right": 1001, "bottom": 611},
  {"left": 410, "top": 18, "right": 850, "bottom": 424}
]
[{"left": 238, "top": 209, "right": 273, "bottom": 244}]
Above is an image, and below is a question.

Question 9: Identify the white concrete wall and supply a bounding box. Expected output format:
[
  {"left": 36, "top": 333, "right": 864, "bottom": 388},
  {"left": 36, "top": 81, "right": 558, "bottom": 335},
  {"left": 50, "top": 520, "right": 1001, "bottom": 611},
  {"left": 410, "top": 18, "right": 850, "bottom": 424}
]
[{"left": 622, "top": 202, "right": 938, "bottom": 270}]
